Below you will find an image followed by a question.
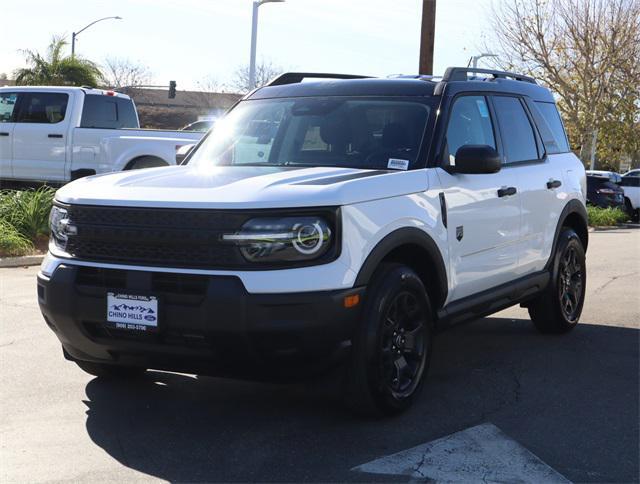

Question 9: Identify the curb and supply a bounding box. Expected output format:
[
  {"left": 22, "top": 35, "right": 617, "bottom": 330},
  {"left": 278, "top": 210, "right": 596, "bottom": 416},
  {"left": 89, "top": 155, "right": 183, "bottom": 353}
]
[
  {"left": 590, "top": 223, "right": 640, "bottom": 232},
  {"left": 0, "top": 255, "right": 44, "bottom": 268}
]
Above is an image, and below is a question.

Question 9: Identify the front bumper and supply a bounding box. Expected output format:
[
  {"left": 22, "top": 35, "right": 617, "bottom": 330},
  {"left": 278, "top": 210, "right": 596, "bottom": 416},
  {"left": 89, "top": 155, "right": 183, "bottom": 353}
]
[{"left": 38, "top": 264, "right": 364, "bottom": 379}]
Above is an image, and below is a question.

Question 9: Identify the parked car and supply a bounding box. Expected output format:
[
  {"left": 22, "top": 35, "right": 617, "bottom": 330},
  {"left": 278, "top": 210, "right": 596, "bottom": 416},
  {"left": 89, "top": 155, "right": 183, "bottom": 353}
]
[
  {"left": 180, "top": 119, "right": 215, "bottom": 132},
  {"left": 0, "top": 86, "right": 204, "bottom": 183},
  {"left": 585, "top": 170, "right": 625, "bottom": 209},
  {"left": 38, "top": 68, "right": 588, "bottom": 416},
  {"left": 621, "top": 169, "right": 640, "bottom": 221}
]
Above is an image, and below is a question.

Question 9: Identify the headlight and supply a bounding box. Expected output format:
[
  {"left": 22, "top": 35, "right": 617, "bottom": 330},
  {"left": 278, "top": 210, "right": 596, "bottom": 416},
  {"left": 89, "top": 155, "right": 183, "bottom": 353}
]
[
  {"left": 222, "top": 216, "right": 333, "bottom": 263},
  {"left": 49, "top": 206, "right": 75, "bottom": 250}
]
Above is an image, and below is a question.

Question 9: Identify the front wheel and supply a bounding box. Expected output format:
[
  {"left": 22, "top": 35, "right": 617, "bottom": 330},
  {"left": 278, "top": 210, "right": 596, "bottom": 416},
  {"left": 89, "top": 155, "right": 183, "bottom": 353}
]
[
  {"left": 344, "top": 263, "right": 433, "bottom": 417},
  {"left": 528, "top": 228, "right": 586, "bottom": 333}
]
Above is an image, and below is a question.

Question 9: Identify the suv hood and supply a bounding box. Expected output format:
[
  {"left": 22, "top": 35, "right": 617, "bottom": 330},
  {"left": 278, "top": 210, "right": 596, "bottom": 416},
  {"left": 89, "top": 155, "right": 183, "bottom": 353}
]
[{"left": 56, "top": 165, "right": 429, "bottom": 208}]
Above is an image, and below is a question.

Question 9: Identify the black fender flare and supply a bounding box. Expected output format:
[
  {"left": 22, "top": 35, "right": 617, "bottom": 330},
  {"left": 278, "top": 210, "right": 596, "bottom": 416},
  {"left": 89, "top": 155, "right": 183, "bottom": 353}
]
[
  {"left": 354, "top": 227, "right": 448, "bottom": 308},
  {"left": 545, "top": 199, "right": 588, "bottom": 270}
]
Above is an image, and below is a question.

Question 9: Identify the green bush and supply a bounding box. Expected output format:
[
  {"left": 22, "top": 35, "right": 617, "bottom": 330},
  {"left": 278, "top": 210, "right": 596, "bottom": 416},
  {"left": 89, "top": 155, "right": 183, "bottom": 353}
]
[
  {"left": 587, "top": 205, "right": 629, "bottom": 227},
  {"left": 0, "top": 187, "right": 55, "bottom": 241},
  {"left": 0, "top": 220, "right": 33, "bottom": 257}
]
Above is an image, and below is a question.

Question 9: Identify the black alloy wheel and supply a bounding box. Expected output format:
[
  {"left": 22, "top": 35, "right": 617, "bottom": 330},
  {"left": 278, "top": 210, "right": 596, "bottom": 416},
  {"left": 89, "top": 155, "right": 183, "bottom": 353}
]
[{"left": 345, "top": 263, "right": 433, "bottom": 416}]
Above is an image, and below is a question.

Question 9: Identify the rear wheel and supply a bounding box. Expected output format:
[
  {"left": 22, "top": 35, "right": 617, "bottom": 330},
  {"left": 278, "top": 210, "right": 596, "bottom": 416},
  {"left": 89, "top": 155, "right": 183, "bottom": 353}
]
[
  {"left": 74, "top": 360, "right": 146, "bottom": 379},
  {"left": 344, "top": 263, "right": 433, "bottom": 417},
  {"left": 528, "top": 228, "right": 586, "bottom": 333},
  {"left": 625, "top": 198, "right": 639, "bottom": 222},
  {"left": 126, "top": 156, "right": 168, "bottom": 170}
]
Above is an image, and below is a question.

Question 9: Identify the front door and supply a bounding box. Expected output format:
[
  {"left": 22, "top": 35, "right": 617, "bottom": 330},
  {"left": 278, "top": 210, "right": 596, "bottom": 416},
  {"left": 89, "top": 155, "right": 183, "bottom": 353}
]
[
  {"left": 437, "top": 95, "right": 521, "bottom": 302},
  {"left": 0, "top": 92, "right": 19, "bottom": 179},
  {"left": 12, "top": 92, "right": 70, "bottom": 182}
]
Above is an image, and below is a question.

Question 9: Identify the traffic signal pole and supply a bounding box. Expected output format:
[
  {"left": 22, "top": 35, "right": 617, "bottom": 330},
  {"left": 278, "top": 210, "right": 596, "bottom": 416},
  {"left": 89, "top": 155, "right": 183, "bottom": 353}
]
[{"left": 419, "top": 0, "right": 436, "bottom": 75}]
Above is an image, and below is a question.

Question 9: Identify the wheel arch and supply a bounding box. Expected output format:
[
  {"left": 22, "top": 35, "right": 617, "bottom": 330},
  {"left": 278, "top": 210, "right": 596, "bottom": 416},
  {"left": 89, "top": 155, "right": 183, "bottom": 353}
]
[
  {"left": 354, "top": 227, "right": 448, "bottom": 311},
  {"left": 124, "top": 155, "right": 168, "bottom": 170},
  {"left": 547, "top": 199, "right": 589, "bottom": 270}
]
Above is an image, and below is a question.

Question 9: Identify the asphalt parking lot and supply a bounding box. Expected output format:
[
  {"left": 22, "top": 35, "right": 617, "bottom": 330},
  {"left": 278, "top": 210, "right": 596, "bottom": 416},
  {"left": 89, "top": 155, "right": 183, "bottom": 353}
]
[{"left": 1, "top": 229, "right": 638, "bottom": 483}]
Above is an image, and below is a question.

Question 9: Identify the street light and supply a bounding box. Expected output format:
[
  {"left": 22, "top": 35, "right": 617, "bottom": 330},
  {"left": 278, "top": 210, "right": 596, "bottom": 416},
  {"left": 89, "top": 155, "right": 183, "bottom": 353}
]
[
  {"left": 469, "top": 53, "right": 498, "bottom": 69},
  {"left": 249, "top": 0, "right": 284, "bottom": 90},
  {"left": 72, "top": 16, "right": 123, "bottom": 57}
]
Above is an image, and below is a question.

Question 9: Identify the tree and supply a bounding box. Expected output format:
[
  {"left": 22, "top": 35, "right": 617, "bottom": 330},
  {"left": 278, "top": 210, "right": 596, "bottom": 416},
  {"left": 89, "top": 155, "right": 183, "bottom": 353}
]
[
  {"left": 102, "top": 57, "right": 152, "bottom": 89},
  {"left": 229, "top": 60, "right": 284, "bottom": 93},
  {"left": 487, "top": 0, "right": 640, "bottom": 170},
  {"left": 14, "top": 36, "right": 103, "bottom": 87}
]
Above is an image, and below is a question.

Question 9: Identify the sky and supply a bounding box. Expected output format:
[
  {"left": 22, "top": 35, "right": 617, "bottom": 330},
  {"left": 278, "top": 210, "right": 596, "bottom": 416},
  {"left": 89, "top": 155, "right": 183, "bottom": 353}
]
[{"left": 2, "top": 0, "right": 495, "bottom": 91}]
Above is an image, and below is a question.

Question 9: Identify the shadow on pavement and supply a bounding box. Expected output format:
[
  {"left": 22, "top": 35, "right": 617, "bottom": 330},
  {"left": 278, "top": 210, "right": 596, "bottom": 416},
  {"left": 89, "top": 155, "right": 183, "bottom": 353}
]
[{"left": 83, "top": 317, "right": 639, "bottom": 483}]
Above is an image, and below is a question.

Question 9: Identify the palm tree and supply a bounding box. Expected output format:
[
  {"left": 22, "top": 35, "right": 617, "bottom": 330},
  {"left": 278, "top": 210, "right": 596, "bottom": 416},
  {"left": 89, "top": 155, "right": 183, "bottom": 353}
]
[{"left": 14, "top": 36, "right": 103, "bottom": 87}]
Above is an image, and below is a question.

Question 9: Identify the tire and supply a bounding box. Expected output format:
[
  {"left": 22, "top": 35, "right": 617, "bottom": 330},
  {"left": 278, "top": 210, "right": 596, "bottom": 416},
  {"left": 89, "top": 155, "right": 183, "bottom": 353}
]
[
  {"left": 126, "top": 156, "right": 167, "bottom": 170},
  {"left": 344, "top": 263, "right": 433, "bottom": 417},
  {"left": 626, "top": 198, "right": 640, "bottom": 222},
  {"left": 528, "top": 228, "right": 586, "bottom": 334},
  {"left": 74, "top": 360, "right": 146, "bottom": 379}
]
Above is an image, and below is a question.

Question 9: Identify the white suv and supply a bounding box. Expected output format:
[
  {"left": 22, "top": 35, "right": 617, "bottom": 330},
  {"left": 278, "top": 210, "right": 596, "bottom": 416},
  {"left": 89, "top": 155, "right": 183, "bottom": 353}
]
[{"left": 38, "top": 68, "right": 588, "bottom": 416}]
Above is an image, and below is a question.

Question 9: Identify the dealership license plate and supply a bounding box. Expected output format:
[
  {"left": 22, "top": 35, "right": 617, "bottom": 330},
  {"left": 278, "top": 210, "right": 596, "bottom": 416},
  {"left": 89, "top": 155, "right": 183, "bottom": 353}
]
[{"left": 106, "top": 292, "right": 158, "bottom": 332}]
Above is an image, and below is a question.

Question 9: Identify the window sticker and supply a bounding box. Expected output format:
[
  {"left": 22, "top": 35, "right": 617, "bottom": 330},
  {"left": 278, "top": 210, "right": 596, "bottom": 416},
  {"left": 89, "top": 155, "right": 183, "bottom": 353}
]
[
  {"left": 388, "top": 158, "right": 410, "bottom": 170},
  {"left": 476, "top": 99, "right": 490, "bottom": 118}
]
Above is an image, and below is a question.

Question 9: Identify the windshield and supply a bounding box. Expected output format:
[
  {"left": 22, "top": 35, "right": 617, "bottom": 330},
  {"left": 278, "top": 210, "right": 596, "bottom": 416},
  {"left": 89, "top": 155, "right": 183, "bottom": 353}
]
[{"left": 189, "top": 97, "right": 434, "bottom": 171}]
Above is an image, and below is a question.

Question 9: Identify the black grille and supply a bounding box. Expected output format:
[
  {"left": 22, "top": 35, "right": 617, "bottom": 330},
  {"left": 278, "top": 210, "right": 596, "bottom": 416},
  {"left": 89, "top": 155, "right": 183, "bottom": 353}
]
[{"left": 65, "top": 205, "right": 249, "bottom": 269}]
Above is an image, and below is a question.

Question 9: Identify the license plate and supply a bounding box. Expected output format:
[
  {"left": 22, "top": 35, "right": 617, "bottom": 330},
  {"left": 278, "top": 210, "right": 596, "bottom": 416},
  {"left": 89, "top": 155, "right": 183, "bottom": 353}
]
[{"left": 106, "top": 292, "right": 158, "bottom": 332}]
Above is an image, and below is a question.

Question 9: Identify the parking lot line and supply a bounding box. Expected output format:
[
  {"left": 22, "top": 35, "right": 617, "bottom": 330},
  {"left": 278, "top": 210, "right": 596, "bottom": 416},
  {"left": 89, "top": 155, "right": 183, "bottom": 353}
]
[{"left": 352, "top": 423, "right": 570, "bottom": 483}]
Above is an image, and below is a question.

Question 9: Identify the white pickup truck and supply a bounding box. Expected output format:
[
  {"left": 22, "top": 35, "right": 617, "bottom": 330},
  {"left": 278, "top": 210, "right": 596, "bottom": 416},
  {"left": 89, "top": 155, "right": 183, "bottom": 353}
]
[{"left": 0, "top": 86, "right": 204, "bottom": 183}]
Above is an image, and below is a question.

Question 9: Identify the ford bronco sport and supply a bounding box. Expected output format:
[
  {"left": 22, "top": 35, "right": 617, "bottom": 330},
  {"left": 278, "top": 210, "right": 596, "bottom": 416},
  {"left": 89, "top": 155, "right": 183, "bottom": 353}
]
[{"left": 38, "top": 68, "right": 588, "bottom": 416}]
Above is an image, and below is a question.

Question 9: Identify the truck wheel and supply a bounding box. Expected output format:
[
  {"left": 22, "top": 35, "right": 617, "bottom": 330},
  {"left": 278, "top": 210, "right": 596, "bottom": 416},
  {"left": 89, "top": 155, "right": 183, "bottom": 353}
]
[
  {"left": 74, "top": 360, "right": 146, "bottom": 379},
  {"left": 126, "top": 156, "right": 167, "bottom": 170},
  {"left": 528, "top": 228, "right": 586, "bottom": 334},
  {"left": 344, "top": 263, "right": 433, "bottom": 417}
]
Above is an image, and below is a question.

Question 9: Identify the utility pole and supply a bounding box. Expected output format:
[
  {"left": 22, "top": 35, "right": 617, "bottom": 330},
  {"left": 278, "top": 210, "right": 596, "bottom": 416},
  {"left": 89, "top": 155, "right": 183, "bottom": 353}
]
[{"left": 419, "top": 0, "right": 436, "bottom": 75}]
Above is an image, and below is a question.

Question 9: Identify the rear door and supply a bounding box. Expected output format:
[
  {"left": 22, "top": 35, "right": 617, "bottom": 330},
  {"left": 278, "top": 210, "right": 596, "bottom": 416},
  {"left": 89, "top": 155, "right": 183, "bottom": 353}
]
[
  {"left": 437, "top": 94, "right": 522, "bottom": 301},
  {"left": 0, "top": 91, "right": 19, "bottom": 179},
  {"left": 495, "top": 97, "right": 570, "bottom": 274},
  {"left": 12, "top": 91, "right": 71, "bottom": 181}
]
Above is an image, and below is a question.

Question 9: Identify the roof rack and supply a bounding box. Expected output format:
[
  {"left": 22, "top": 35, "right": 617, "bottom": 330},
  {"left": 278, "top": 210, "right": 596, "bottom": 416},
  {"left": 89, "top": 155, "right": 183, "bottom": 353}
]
[
  {"left": 442, "top": 67, "right": 536, "bottom": 84},
  {"left": 267, "top": 72, "right": 373, "bottom": 87}
]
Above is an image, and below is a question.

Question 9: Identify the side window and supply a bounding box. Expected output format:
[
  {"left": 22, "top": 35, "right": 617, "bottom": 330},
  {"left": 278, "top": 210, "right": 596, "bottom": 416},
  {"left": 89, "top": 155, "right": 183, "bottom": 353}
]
[
  {"left": 531, "top": 101, "right": 570, "bottom": 154},
  {"left": 81, "top": 95, "right": 138, "bottom": 129},
  {"left": 444, "top": 96, "right": 495, "bottom": 164},
  {"left": 116, "top": 97, "right": 138, "bottom": 128},
  {"left": 493, "top": 96, "right": 539, "bottom": 163},
  {"left": 621, "top": 175, "right": 640, "bottom": 188},
  {"left": 17, "top": 93, "right": 68, "bottom": 124},
  {"left": 0, "top": 92, "right": 19, "bottom": 123}
]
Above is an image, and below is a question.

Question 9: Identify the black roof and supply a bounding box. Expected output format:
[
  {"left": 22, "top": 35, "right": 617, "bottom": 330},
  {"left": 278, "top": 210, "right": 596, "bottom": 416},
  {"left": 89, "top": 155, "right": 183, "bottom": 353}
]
[{"left": 247, "top": 69, "right": 555, "bottom": 103}]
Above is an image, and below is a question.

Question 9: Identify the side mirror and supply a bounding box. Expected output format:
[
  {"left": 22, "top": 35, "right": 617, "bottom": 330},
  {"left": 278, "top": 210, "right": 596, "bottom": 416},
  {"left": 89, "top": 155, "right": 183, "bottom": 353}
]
[
  {"left": 451, "top": 145, "right": 501, "bottom": 174},
  {"left": 176, "top": 144, "right": 196, "bottom": 165}
]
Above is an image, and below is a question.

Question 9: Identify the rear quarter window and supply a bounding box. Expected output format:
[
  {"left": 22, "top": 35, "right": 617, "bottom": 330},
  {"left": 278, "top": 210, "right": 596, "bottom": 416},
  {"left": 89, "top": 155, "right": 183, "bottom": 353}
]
[
  {"left": 80, "top": 95, "right": 138, "bottom": 129},
  {"left": 531, "top": 102, "right": 570, "bottom": 154}
]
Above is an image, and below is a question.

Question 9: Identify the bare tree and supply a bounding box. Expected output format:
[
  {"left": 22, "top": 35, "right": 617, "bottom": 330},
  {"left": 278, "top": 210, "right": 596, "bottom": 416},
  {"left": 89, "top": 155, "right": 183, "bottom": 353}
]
[
  {"left": 229, "top": 60, "right": 284, "bottom": 93},
  {"left": 102, "top": 57, "right": 152, "bottom": 89},
  {"left": 487, "top": 0, "right": 640, "bottom": 169},
  {"left": 0, "top": 73, "right": 7, "bottom": 81}
]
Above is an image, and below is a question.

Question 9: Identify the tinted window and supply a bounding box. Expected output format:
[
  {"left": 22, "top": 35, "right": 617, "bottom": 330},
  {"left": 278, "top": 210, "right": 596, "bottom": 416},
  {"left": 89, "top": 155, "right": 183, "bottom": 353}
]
[
  {"left": 621, "top": 176, "right": 640, "bottom": 187},
  {"left": 17, "top": 93, "right": 68, "bottom": 123},
  {"left": 80, "top": 95, "right": 138, "bottom": 129},
  {"left": 532, "top": 101, "right": 570, "bottom": 154},
  {"left": 493, "top": 96, "right": 539, "bottom": 163},
  {"left": 0, "top": 92, "right": 18, "bottom": 122},
  {"left": 444, "top": 96, "right": 495, "bottom": 164}
]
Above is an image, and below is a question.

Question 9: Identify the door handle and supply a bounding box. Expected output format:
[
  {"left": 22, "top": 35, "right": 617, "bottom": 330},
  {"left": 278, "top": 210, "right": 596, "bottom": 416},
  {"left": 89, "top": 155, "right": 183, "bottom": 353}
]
[
  {"left": 0, "top": 132, "right": 9, "bottom": 136},
  {"left": 546, "top": 179, "right": 562, "bottom": 189},
  {"left": 497, "top": 186, "right": 517, "bottom": 198},
  {"left": 48, "top": 134, "right": 63, "bottom": 138}
]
